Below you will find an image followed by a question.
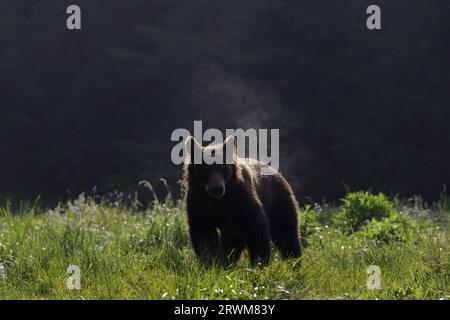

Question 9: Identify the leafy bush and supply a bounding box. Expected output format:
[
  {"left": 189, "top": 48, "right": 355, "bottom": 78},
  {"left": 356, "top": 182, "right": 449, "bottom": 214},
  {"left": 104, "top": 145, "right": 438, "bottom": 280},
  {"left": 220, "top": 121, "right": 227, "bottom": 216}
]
[
  {"left": 334, "top": 191, "right": 396, "bottom": 233},
  {"left": 300, "top": 204, "right": 321, "bottom": 247},
  {"left": 358, "top": 213, "right": 419, "bottom": 243}
]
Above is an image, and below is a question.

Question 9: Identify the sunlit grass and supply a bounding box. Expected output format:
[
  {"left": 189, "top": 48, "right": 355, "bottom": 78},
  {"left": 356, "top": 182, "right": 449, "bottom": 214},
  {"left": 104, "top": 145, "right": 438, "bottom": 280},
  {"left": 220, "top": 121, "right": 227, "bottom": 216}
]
[{"left": 0, "top": 195, "right": 448, "bottom": 300}]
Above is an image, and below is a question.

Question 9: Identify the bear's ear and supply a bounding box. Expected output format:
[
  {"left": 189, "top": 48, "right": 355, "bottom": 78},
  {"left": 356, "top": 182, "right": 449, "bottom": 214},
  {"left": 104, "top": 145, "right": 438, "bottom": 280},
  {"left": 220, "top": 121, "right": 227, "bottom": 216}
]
[
  {"left": 224, "top": 135, "right": 237, "bottom": 163},
  {"left": 185, "top": 136, "right": 202, "bottom": 161}
]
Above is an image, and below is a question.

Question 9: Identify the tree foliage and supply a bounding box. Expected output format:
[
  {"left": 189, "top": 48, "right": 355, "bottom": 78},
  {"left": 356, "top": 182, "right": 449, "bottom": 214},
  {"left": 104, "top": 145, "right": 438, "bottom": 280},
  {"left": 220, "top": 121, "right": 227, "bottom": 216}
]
[{"left": 1, "top": 1, "right": 449, "bottom": 202}]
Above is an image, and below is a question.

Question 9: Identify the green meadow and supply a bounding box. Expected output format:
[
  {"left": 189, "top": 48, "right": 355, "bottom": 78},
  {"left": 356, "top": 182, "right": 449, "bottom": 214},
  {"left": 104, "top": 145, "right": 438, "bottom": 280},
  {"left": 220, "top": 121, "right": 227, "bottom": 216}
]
[{"left": 0, "top": 191, "right": 448, "bottom": 300}]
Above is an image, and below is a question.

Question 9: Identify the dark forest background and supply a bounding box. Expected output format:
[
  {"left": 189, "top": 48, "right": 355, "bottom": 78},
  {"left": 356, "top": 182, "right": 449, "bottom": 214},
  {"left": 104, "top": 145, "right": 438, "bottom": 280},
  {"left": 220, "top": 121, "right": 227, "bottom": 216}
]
[{"left": 1, "top": 0, "right": 449, "bottom": 205}]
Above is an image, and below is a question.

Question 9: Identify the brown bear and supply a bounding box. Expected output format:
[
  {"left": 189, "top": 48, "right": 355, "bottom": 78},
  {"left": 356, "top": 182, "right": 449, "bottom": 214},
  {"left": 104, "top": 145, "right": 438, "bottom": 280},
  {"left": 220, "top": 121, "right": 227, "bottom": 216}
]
[{"left": 183, "top": 135, "right": 301, "bottom": 265}]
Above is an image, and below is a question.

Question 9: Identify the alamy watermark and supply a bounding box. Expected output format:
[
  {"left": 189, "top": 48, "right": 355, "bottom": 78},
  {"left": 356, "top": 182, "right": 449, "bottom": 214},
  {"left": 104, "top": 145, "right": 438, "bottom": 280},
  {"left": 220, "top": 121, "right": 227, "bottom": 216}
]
[
  {"left": 366, "top": 265, "right": 381, "bottom": 290},
  {"left": 66, "top": 265, "right": 81, "bottom": 290},
  {"left": 171, "top": 121, "right": 279, "bottom": 175},
  {"left": 66, "top": 5, "right": 81, "bottom": 30},
  {"left": 367, "top": 5, "right": 381, "bottom": 30},
  {"left": 0, "top": 261, "right": 6, "bottom": 280},
  {"left": 66, "top": 5, "right": 381, "bottom": 31}
]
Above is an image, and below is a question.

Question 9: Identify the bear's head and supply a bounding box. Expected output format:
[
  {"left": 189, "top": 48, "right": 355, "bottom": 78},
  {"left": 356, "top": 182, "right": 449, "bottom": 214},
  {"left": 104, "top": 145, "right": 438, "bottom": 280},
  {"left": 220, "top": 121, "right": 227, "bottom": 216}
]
[{"left": 184, "top": 136, "right": 237, "bottom": 199}]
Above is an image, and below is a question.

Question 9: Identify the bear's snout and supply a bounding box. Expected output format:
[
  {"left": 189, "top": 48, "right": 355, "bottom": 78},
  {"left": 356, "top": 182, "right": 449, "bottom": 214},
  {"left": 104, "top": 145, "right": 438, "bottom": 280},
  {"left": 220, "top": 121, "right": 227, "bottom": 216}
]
[
  {"left": 206, "top": 184, "right": 225, "bottom": 199},
  {"left": 205, "top": 171, "right": 226, "bottom": 199}
]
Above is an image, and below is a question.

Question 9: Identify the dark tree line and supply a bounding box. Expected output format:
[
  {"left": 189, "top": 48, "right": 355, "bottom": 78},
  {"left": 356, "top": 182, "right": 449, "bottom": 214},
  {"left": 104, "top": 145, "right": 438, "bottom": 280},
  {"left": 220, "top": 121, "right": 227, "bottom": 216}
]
[{"left": 1, "top": 0, "right": 449, "bottom": 204}]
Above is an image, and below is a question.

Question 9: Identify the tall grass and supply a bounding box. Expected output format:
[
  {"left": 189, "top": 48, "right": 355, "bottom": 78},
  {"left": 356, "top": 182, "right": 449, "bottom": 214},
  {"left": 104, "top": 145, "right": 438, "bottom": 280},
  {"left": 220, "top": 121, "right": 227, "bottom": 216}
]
[{"left": 0, "top": 193, "right": 448, "bottom": 300}]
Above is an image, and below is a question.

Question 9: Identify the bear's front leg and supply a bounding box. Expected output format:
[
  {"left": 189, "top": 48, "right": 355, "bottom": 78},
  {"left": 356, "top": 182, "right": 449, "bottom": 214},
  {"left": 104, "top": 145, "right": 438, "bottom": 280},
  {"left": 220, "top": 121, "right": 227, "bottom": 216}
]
[
  {"left": 188, "top": 222, "right": 221, "bottom": 264},
  {"left": 244, "top": 208, "right": 271, "bottom": 266},
  {"left": 220, "top": 229, "right": 245, "bottom": 264}
]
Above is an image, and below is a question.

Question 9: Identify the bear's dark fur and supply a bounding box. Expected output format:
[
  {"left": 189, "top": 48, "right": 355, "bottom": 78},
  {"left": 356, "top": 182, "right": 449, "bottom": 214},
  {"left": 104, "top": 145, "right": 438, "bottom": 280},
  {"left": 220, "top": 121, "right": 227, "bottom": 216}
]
[{"left": 183, "top": 136, "right": 301, "bottom": 265}]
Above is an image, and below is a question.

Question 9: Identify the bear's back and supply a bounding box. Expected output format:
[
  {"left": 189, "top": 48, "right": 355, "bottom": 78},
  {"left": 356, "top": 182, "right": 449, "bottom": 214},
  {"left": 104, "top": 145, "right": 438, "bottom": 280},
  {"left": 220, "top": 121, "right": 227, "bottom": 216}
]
[{"left": 237, "top": 158, "right": 298, "bottom": 220}]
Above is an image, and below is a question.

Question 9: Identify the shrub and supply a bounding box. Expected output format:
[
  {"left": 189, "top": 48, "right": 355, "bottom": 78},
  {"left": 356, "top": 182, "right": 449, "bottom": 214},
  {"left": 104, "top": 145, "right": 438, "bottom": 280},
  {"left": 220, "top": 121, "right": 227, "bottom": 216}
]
[
  {"left": 300, "top": 204, "right": 321, "bottom": 247},
  {"left": 358, "top": 213, "right": 419, "bottom": 243},
  {"left": 334, "top": 191, "right": 396, "bottom": 233}
]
